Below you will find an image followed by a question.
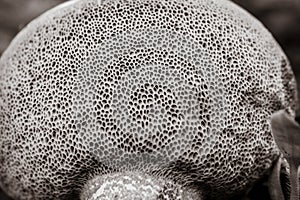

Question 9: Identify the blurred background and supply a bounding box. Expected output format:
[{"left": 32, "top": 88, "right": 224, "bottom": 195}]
[{"left": 0, "top": 0, "right": 299, "bottom": 199}]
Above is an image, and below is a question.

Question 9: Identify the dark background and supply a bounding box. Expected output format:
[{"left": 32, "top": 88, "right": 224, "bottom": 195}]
[{"left": 0, "top": 0, "right": 299, "bottom": 199}]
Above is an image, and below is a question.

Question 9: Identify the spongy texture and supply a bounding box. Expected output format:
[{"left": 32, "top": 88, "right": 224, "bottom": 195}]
[{"left": 0, "top": 0, "right": 298, "bottom": 199}]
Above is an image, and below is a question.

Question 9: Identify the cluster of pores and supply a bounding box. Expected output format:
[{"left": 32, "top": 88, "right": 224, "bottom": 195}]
[{"left": 0, "top": 0, "right": 298, "bottom": 199}]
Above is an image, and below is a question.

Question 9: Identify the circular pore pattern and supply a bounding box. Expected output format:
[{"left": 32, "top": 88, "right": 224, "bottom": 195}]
[{"left": 0, "top": 0, "right": 298, "bottom": 199}]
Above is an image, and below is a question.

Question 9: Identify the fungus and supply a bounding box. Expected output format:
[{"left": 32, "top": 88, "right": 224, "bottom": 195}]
[
  {"left": 0, "top": 0, "right": 298, "bottom": 199},
  {"left": 270, "top": 110, "right": 300, "bottom": 200}
]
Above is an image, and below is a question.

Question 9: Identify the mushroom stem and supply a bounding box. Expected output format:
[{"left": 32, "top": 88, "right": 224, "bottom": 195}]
[
  {"left": 271, "top": 110, "right": 300, "bottom": 200},
  {"left": 80, "top": 172, "right": 202, "bottom": 200},
  {"left": 289, "top": 163, "right": 299, "bottom": 200},
  {"left": 268, "top": 156, "right": 285, "bottom": 200}
]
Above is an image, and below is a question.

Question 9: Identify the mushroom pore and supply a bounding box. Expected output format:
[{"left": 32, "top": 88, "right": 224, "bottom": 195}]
[{"left": 0, "top": 0, "right": 298, "bottom": 199}]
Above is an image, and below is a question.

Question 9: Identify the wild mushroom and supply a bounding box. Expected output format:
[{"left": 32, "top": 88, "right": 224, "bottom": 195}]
[{"left": 0, "top": 0, "right": 298, "bottom": 199}]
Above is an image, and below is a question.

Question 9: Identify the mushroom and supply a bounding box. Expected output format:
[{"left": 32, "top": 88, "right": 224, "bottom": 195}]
[{"left": 0, "top": 0, "right": 298, "bottom": 199}]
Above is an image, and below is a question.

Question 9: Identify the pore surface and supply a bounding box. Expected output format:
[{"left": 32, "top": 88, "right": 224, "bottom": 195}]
[{"left": 0, "top": 0, "right": 298, "bottom": 199}]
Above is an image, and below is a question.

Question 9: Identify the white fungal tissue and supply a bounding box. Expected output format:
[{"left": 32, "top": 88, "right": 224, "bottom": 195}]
[{"left": 0, "top": 0, "right": 298, "bottom": 199}]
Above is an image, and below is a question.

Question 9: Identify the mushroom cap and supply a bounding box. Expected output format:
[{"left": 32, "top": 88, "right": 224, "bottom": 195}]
[{"left": 0, "top": 0, "right": 298, "bottom": 199}]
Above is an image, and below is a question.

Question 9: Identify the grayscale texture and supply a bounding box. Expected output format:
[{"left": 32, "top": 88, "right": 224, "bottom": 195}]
[
  {"left": 81, "top": 172, "right": 201, "bottom": 200},
  {"left": 0, "top": 0, "right": 298, "bottom": 199}
]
